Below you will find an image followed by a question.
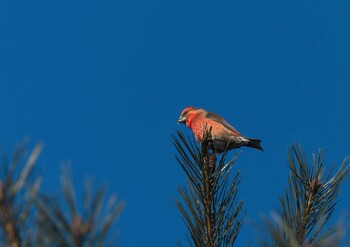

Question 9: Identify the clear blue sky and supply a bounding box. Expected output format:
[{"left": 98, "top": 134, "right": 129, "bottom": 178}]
[{"left": 1, "top": 0, "right": 350, "bottom": 246}]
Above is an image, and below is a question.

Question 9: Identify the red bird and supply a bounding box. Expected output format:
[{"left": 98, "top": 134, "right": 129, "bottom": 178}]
[{"left": 178, "top": 106, "right": 263, "bottom": 153}]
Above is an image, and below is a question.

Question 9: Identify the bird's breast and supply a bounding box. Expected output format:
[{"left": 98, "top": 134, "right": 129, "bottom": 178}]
[
  {"left": 189, "top": 120, "right": 206, "bottom": 141},
  {"left": 189, "top": 118, "right": 220, "bottom": 141}
]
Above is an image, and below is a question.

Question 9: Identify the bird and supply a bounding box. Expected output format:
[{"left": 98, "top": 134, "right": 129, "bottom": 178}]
[{"left": 177, "top": 106, "right": 263, "bottom": 153}]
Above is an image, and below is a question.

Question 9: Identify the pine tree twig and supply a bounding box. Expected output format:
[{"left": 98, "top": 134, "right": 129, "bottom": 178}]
[
  {"left": 261, "top": 143, "right": 350, "bottom": 246},
  {"left": 36, "top": 164, "right": 124, "bottom": 246},
  {"left": 0, "top": 142, "right": 43, "bottom": 247},
  {"left": 0, "top": 181, "right": 20, "bottom": 247},
  {"left": 174, "top": 130, "right": 244, "bottom": 246}
]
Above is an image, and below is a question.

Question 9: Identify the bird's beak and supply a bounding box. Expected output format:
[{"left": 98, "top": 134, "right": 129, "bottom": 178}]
[{"left": 177, "top": 116, "right": 186, "bottom": 124}]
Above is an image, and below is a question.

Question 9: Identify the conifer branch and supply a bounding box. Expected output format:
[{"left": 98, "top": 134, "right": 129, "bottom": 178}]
[
  {"left": 0, "top": 142, "right": 43, "bottom": 247},
  {"left": 173, "top": 130, "right": 244, "bottom": 247},
  {"left": 262, "top": 143, "right": 349, "bottom": 246},
  {"left": 36, "top": 165, "right": 124, "bottom": 246}
]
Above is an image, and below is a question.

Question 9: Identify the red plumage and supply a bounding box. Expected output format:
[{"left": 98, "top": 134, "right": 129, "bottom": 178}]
[{"left": 178, "top": 106, "right": 263, "bottom": 153}]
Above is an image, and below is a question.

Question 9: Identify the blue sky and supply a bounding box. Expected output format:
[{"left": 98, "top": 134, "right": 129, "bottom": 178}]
[{"left": 1, "top": 0, "right": 350, "bottom": 246}]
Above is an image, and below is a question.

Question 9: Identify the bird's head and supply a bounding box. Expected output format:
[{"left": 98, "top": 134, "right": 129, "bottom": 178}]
[{"left": 177, "top": 106, "right": 198, "bottom": 125}]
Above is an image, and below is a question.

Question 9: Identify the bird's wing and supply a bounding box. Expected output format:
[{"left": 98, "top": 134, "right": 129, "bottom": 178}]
[{"left": 206, "top": 112, "right": 241, "bottom": 134}]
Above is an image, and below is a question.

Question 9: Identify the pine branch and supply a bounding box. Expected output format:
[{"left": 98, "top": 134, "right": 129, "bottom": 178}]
[
  {"left": 0, "top": 142, "right": 43, "bottom": 247},
  {"left": 35, "top": 164, "right": 124, "bottom": 246},
  {"left": 0, "top": 181, "right": 20, "bottom": 247},
  {"left": 173, "top": 130, "right": 244, "bottom": 247},
  {"left": 262, "top": 143, "right": 349, "bottom": 246}
]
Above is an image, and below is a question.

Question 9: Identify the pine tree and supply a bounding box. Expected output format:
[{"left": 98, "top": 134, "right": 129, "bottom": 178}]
[
  {"left": 35, "top": 165, "right": 124, "bottom": 246},
  {"left": 261, "top": 144, "right": 350, "bottom": 247},
  {"left": 0, "top": 142, "right": 43, "bottom": 247},
  {"left": 173, "top": 130, "right": 244, "bottom": 247},
  {"left": 0, "top": 142, "right": 123, "bottom": 247}
]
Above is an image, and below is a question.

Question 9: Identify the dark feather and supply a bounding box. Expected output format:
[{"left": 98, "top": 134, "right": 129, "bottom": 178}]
[{"left": 206, "top": 112, "right": 240, "bottom": 134}]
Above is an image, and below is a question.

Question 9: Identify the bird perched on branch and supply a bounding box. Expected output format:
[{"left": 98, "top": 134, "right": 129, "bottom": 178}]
[{"left": 178, "top": 106, "right": 263, "bottom": 153}]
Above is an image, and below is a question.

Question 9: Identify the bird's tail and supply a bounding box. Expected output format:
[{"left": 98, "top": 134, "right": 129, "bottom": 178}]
[{"left": 246, "top": 138, "right": 263, "bottom": 151}]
